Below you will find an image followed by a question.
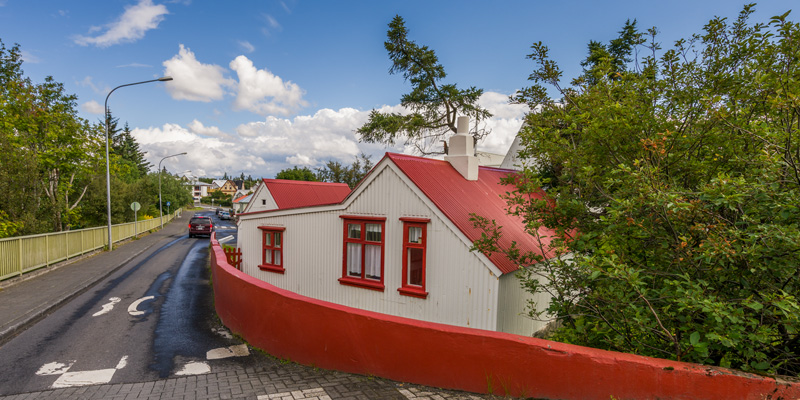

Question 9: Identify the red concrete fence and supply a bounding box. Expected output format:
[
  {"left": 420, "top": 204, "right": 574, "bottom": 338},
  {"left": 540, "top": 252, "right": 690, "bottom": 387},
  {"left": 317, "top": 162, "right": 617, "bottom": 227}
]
[{"left": 210, "top": 234, "right": 800, "bottom": 399}]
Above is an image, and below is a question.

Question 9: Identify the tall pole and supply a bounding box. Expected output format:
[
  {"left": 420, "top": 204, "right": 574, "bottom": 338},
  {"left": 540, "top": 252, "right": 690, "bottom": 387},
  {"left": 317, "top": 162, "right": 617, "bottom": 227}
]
[
  {"left": 104, "top": 76, "right": 173, "bottom": 251},
  {"left": 159, "top": 152, "right": 187, "bottom": 229}
]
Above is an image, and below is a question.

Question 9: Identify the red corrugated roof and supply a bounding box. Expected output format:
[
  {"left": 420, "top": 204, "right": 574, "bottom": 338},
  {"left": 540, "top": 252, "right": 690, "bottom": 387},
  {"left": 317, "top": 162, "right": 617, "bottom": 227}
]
[
  {"left": 263, "top": 179, "right": 351, "bottom": 209},
  {"left": 387, "top": 153, "right": 556, "bottom": 275}
]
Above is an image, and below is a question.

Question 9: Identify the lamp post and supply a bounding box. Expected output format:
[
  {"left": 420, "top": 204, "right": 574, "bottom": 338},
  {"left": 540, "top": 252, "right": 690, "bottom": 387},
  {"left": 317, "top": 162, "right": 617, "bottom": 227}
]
[
  {"left": 104, "top": 76, "right": 173, "bottom": 251},
  {"left": 159, "top": 152, "right": 187, "bottom": 229}
]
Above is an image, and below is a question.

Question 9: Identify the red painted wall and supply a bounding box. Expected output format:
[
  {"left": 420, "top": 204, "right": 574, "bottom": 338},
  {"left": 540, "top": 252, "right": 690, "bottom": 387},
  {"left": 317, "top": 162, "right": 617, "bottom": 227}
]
[{"left": 211, "top": 236, "right": 800, "bottom": 399}]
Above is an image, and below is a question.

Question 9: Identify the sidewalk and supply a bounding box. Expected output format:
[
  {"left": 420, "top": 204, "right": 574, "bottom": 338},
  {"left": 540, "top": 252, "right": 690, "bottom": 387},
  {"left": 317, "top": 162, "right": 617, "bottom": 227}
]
[{"left": 0, "top": 213, "right": 193, "bottom": 346}]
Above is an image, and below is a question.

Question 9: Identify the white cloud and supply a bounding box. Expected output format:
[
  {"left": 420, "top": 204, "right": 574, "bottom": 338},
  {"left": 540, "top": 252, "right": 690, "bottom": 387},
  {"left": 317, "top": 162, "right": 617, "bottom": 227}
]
[
  {"left": 130, "top": 91, "right": 525, "bottom": 179},
  {"left": 261, "top": 14, "right": 282, "bottom": 36},
  {"left": 74, "top": 0, "right": 168, "bottom": 47},
  {"left": 20, "top": 50, "right": 40, "bottom": 64},
  {"left": 81, "top": 100, "right": 105, "bottom": 115},
  {"left": 230, "top": 55, "right": 307, "bottom": 116},
  {"left": 163, "top": 44, "right": 235, "bottom": 102},
  {"left": 77, "top": 76, "right": 108, "bottom": 95},
  {"left": 238, "top": 40, "right": 255, "bottom": 53},
  {"left": 476, "top": 91, "right": 529, "bottom": 155},
  {"left": 187, "top": 119, "right": 230, "bottom": 139}
]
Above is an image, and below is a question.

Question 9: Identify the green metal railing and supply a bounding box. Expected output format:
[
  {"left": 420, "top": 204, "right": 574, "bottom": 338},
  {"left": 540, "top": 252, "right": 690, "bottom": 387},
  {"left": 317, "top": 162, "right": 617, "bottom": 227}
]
[{"left": 0, "top": 209, "right": 183, "bottom": 282}]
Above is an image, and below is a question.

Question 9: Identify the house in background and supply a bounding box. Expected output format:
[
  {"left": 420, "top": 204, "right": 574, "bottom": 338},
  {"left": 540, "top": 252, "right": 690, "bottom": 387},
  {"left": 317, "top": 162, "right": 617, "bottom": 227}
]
[
  {"left": 185, "top": 180, "right": 212, "bottom": 202},
  {"left": 211, "top": 179, "right": 238, "bottom": 196},
  {"left": 243, "top": 179, "right": 351, "bottom": 214},
  {"left": 235, "top": 117, "right": 554, "bottom": 336},
  {"left": 232, "top": 193, "right": 252, "bottom": 214}
]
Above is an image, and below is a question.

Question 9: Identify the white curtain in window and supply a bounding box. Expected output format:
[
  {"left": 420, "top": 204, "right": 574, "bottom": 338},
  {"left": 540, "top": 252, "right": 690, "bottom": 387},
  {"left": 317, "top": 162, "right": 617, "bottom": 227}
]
[
  {"left": 347, "top": 243, "right": 361, "bottom": 276},
  {"left": 408, "top": 226, "right": 422, "bottom": 244},
  {"left": 274, "top": 250, "right": 281, "bottom": 266},
  {"left": 365, "top": 224, "right": 381, "bottom": 242},
  {"left": 365, "top": 244, "right": 381, "bottom": 279},
  {"left": 264, "top": 248, "right": 272, "bottom": 264}
]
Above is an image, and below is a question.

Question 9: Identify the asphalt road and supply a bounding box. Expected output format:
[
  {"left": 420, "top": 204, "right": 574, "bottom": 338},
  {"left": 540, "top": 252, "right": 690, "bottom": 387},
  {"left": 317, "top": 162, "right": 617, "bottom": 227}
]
[{"left": 0, "top": 215, "right": 255, "bottom": 395}]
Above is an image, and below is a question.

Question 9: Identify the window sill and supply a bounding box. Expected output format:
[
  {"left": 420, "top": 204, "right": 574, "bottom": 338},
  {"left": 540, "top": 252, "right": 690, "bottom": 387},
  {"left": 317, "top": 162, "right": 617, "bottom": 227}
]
[
  {"left": 338, "top": 277, "right": 385, "bottom": 292},
  {"left": 398, "top": 286, "right": 429, "bottom": 299},
  {"left": 258, "top": 264, "right": 285, "bottom": 274}
]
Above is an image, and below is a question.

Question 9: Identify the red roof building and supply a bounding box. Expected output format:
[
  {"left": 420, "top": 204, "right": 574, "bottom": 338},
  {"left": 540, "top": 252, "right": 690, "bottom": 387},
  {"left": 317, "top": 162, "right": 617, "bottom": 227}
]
[
  {"left": 242, "top": 179, "right": 351, "bottom": 214},
  {"left": 236, "top": 117, "right": 554, "bottom": 336}
]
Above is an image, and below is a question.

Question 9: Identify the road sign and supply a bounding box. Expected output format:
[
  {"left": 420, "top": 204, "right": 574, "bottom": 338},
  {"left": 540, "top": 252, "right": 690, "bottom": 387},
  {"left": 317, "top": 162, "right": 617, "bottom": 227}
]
[
  {"left": 166, "top": 201, "right": 171, "bottom": 207},
  {"left": 130, "top": 202, "right": 141, "bottom": 211}
]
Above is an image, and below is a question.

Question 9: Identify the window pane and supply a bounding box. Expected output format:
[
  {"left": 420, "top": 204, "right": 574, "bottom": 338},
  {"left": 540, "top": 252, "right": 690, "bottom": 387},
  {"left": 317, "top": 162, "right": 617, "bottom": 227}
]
[
  {"left": 365, "top": 244, "right": 381, "bottom": 279},
  {"left": 264, "top": 232, "right": 271, "bottom": 246},
  {"left": 274, "top": 250, "right": 281, "bottom": 266},
  {"left": 348, "top": 224, "right": 361, "bottom": 239},
  {"left": 274, "top": 232, "right": 281, "bottom": 248},
  {"left": 264, "top": 248, "right": 272, "bottom": 264},
  {"left": 408, "top": 226, "right": 422, "bottom": 244},
  {"left": 408, "top": 248, "right": 424, "bottom": 286},
  {"left": 365, "top": 224, "right": 382, "bottom": 242},
  {"left": 347, "top": 243, "right": 362, "bottom": 276}
]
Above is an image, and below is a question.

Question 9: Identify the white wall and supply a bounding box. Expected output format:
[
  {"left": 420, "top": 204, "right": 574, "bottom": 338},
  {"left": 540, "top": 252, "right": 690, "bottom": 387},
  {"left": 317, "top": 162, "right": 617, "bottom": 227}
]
[
  {"left": 496, "top": 272, "right": 551, "bottom": 336},
  {"left": 238, "top": 162, "right": 503, "bottom": 331}
]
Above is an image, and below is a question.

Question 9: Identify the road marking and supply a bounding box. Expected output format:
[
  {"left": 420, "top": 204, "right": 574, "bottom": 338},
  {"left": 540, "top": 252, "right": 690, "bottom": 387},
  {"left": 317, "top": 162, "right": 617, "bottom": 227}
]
[
  {"left": 36, "top": 361, "right": 74, "bottom": 376},
  {"left": 52, "top": 369, "right": 116, "bottom": 388},
  {"left": 174, "top": 361, "right": 210, "bottom": 376},
  {"left": 217, "top": 235, "right": 234, "bottom": 243},
  {"left": 127, "top": 295, "right": 155, "bottom": 316},
  {"left": 212, "top": 327, "right": 233, "bottom": 339},
  {"left": 45, "top": 355, "right": 128, "bottom": 389},
  {"left": 258, "top": 388, "right": 331, "bottom": 400},
  {"left": 92, "top": 297, "right": 121, "bottom": 317},
  {"left": 206, "top": 344, "right": 249, "bottom": 360}
]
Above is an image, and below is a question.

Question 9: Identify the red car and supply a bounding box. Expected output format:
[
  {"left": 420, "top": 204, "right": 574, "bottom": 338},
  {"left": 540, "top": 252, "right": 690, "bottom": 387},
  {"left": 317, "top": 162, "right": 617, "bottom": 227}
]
[{"left": 188, "top": 216, "right": 213, "bottom": 238}]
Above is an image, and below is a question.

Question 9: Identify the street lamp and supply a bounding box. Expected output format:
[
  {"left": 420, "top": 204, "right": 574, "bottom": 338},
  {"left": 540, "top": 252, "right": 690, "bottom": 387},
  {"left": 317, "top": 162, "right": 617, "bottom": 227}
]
[
  {"left": 104, "top": 76, "right": 173, "bottom": 251},
  {"left": 159, "top": 152, "right": 187, "bottom": 229}
]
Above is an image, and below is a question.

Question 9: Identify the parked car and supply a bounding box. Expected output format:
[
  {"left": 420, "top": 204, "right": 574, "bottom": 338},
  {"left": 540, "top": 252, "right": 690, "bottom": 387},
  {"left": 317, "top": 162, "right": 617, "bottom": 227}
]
[
  {"left": 219, "top": 211, "right": 231, "bottom": 220},
  {"left": 189, "top": 216, "right": 213, "bottom": 238},
  {"left": 215, "top": 208, "right": 222, "bottom": 215}
]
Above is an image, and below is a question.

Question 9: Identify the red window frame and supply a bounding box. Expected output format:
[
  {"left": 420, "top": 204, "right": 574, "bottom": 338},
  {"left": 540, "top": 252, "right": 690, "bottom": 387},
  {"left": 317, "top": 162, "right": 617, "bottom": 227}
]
[
  {"left": 398, "top": 218, "right": 429, "bottom": 298},
  {"left": 258, "top": 226, "right": 285, "bottom": 274},
  {"left": 339, "top": 215, "right": 386, "bottom": 291}
]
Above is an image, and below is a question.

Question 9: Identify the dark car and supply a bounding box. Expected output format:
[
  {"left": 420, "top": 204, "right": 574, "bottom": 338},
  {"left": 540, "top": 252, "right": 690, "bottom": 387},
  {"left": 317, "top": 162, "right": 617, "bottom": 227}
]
[{"left": 188, "top": 216, "right": 213, "bottom": 238}]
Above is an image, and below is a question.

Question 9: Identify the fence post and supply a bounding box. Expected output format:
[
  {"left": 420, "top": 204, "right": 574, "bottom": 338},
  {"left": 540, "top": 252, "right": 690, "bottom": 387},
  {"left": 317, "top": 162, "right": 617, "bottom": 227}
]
[
  {"left": 18, "top": 237, "right": 23, "bottom": 277},
  {"left": 45, "top": 234, "right": 49, "bottom": 267}
]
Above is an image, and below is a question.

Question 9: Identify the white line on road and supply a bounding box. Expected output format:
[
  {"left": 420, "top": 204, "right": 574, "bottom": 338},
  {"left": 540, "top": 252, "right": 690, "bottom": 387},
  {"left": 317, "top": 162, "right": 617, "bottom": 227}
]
[
  {"left": 174, "top": 361, "right": 210, "bottom": 376},
  {"left": 127, "top": 295, "right": 155, "bottom": 316},
  {"left": 206, "top": 344, "right": 249, "bottom": 360},
  {"left": 46, "top": 355, "right": 128, "bottom": 389},
  {"left": 92, "top": 297, "right": 121, "bottom": 317},
  {"left": 51, "top": 369, "right": 116, "bottom": 388},
  {"left": 36, "top": 361, "right": 74, "bottom": 376}
]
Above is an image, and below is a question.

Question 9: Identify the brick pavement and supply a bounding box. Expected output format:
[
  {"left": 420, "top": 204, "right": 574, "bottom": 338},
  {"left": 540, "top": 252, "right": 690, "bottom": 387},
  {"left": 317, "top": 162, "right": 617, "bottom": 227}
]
[{"left": 0, "top": 352, "right": 503, "bottom": 399}]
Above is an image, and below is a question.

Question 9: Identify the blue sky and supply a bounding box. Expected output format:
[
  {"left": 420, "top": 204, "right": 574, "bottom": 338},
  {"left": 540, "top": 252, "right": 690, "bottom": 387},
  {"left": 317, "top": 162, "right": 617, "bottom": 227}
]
[{"left": 1, "top": 0, "right": 796, "bottom": 179}]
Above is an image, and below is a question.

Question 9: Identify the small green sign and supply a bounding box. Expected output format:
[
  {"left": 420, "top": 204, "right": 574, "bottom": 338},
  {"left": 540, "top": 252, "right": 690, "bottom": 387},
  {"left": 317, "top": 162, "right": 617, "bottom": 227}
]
[{"left": 131, "top": 202, "right": 141, "bottom": 212}]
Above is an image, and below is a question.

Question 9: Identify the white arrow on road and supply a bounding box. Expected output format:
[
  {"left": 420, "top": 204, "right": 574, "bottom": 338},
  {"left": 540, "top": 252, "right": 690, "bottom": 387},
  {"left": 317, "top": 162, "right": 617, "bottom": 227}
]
[{"left": 127, "top": 296, "right": 155, "bottom": 316}]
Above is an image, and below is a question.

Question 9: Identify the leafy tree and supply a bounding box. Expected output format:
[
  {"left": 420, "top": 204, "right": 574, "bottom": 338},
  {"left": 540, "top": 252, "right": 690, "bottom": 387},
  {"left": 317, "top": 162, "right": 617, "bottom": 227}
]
[
  {"left": 0, "top": 38, "right": 101, "bottom": 232},
  {"left": 474, "top": 5, "right": 800, "bottom": 376},
  {"left": 357, "top": 15, "right": 492, "bottom": 155},
  {"left": 315, "top": 153, "right": 373, "bottom": 188},
  {"left": 275, "top": 166, "right": 318, "bottom": 182}
]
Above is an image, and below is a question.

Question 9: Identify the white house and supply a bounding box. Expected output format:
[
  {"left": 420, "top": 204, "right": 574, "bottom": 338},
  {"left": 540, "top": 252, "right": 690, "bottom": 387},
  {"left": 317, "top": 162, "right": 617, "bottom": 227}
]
[
  {"left": 235, "top": 117, "right": 554, "bottom": 336},
  {"left": 185, "top": 180, "right": 212, "bottom": 202}
]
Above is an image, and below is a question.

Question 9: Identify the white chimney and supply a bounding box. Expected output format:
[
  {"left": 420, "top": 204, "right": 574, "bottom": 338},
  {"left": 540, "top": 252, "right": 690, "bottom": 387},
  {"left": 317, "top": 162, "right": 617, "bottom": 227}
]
[{"left": 445, "top": 116, "right": 478, "bottom": 181}]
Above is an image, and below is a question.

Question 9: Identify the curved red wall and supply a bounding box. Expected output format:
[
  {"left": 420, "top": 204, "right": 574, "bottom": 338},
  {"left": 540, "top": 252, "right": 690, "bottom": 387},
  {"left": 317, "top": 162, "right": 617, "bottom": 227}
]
[{"left": 210, "top": 236, "right": 800, "bottom": 399}]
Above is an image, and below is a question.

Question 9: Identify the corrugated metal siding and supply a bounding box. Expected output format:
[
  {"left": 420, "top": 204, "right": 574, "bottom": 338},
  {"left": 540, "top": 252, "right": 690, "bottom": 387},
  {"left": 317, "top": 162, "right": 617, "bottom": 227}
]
[
  {"left": 238, "top": 164, "right": 501, "bottom": 331},
  {"left": 496, "top": 272, "right": 552, "bottom": 335}
]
